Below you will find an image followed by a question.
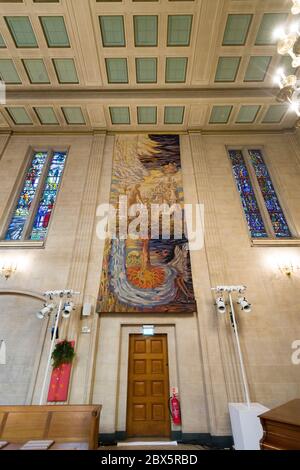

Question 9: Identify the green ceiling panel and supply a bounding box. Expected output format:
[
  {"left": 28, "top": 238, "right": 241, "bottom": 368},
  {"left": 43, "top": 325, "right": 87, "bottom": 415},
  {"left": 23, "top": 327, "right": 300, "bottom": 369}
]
[
  {"left": 62, "top": 107, "right": 85, "bottom": 124},
  {"left": 99, "top": 16, "right": 125, "bottom": 47},
  {"left": 255, "top": 13, "right": 288, "bottom": 45},
  {"left": 223, "top": 14, "right": 252, "bottom": 46},
  {"left": 0, "top": 34, "right": 6, "bottom": 48},
  {"left": 35, "top": 107, "right": 59, "bottom": 125},
  {"left": 215, "top": 56, "right": 240, "bottom": 82},
  {"left": 167, "top": 15, "right": 192, "bottom": 46},
  {"left": 244, "top": 56, "right": 272, "bottom": 82},
  {"left": 106, "top": 58, "right": 128, "bottom": 83},
  {"left": 262, "top": 105, "right": 288, "bottom": 123},
  {"left": 209, "top": 106, "right": 232, "bottom": 124},
  {"left": 166, "top": 57, "right": 187, "bottom": 83},
  {"left": 136, "top": 58, "right": 157, "bottom": 83},
  {"left": 53, "top": 58, "right": 79, "bottom": 83},
  {"left": 137, "top": 106, "right": 157, "bottom": 124},
  {"left": 110, "top": 106, "right": 130, "bottom": 124},
  {"left": 23, "top": 59, "right": 50, "bottom": 84},
  {"left": 164, "top": 106, "right": 185, "bottom": 124},
  {"left": 5, "top": 16, "right": 38, "bottom": 48},
  {"left": 7, "top": 107, "right": 32, "bottom": 125},
  {"left": 236, "top": 105, "right": 260, "bottom": 123},
  {"left": 134, "top": 16, "right": 158, "bottom": 46},
  {"left": 40, "top": 16, "right": 70, "bottom": 47},
  {"left": 0, "top": 59, "right": 21, "bottom": 84}
]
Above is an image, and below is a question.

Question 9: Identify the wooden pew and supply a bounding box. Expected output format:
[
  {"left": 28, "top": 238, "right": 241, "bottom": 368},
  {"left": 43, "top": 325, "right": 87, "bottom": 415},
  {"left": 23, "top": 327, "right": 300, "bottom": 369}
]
[{"left": 0, "top": 405, "right": 102, "bottom": 450}]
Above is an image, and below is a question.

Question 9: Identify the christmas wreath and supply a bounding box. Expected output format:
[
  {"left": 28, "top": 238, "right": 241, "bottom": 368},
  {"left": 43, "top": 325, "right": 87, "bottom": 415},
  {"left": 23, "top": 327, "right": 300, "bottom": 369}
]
[{"left": 51, "top": 340, "right": 75, "bottom": 369}]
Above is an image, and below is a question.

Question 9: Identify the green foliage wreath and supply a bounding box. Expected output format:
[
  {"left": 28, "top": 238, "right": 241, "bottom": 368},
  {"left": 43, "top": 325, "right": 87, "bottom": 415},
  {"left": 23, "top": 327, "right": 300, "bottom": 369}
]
[{"left": 51, "top": 340, "right": 75, "bottom": 369}]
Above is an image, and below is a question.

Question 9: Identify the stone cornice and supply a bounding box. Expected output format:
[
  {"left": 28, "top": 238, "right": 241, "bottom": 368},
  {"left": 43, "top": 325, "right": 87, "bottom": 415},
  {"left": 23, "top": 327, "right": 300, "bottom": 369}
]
[{"left": 4, "top": 87, "right": 278, "bottom": 104}]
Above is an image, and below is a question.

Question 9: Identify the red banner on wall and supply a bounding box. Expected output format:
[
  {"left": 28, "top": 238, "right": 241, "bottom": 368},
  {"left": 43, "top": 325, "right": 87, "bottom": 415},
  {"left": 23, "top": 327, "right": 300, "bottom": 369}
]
[{"left": 47, "top": 341, "right": 75, "bottom": 403}]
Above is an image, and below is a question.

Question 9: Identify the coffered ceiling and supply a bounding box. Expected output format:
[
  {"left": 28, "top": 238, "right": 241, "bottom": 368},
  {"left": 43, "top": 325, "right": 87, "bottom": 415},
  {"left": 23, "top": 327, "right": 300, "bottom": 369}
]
[{"left": 0, "top": 0, "right": 297, "bottom": 132}]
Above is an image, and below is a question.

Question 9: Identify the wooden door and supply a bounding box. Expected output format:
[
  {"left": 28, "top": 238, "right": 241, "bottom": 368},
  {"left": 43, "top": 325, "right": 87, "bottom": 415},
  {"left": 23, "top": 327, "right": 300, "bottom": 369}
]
[{"left": 127, "top": 335, "right": 171, "bottom": 438}]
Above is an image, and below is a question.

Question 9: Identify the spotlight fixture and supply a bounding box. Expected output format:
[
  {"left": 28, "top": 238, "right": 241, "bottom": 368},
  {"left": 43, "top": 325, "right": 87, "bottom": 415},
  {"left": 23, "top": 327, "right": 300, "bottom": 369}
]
[
  {"left": 216, "top": 296, "right": 226, "bottom": 313},
  {"left": 237, "top": 297, "right": 252, "bottom": 313},
  {"left": 36, "top": 303, "right": 55, "bottom": 320},
  {"left": 62, "top": 301, "right": 75, "bottom": 319},
  {"left": 212, "top": 285, "right": 252, "bottom": 407}
]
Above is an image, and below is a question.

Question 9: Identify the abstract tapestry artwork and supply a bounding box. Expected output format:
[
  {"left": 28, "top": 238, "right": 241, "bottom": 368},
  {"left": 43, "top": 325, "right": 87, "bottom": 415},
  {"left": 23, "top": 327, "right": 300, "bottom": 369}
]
[{"left": 98, "top": 134, "right": 197, "bottom": 313}]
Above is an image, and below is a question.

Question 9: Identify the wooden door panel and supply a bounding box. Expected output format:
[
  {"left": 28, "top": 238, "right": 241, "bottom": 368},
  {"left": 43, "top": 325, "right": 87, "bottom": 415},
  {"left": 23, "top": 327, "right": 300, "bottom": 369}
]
[
  {"left": 150, "top": 339, "right": 163, "bottom": 354},
  {"left": 133, "top": 404, "right": 146, "bottom": 421},
  {"left": 151, "top": 360, "right": 163, "bottom": 374},
  {"left": 127, "top": 335, "right": 170, "bottom": 437},
  {"left": 152, "top": 404, "right": 165, "bottom": 421},
  {"left": 134, "top": 360, "right": 146, "bottom": 374},
  {"left": 133, "top": 381, "right": 146, "bottom": 397},
  {"left": 134, "top": 340, "right": 146, "bottom": 353},
  {"left": 151, "top": 381, "right": 164, "bottom": 396}
]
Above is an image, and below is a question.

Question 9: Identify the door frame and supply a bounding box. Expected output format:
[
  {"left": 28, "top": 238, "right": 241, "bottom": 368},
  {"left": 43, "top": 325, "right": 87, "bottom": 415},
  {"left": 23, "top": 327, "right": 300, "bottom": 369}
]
[{"left": 116, "top": 325, "right": 180, "bottom": 436}]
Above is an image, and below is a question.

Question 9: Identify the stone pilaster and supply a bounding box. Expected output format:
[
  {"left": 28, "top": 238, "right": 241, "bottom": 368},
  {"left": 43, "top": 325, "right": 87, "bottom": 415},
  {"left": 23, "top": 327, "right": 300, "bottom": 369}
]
[
  {"left": 288, "top": 130, "right": 300, "bottom": 168},
  {"left": 63, "top": 133, "right": 107, "bottom": 404},
  {"left": 188, "top": 132, "right": 245, "bottom": 432},
  {"left": 0, "top": 133, "right": 11, "bottom": 161}
]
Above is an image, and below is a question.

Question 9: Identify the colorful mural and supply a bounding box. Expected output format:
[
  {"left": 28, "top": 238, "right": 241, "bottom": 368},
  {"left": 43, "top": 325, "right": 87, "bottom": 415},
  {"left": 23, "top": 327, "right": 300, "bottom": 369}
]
[{"left": 98, "top": 134, "right": 197, "bottom": 313}]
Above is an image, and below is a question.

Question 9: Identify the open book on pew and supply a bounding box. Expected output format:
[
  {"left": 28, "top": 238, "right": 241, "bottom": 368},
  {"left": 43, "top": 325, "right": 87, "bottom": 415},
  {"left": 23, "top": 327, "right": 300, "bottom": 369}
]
[
  {"left": 20, "top": 440, "right": 55, "bottom": 450},
  {"left": 0, "top": 441, "right": 9, "bottom": 449}
]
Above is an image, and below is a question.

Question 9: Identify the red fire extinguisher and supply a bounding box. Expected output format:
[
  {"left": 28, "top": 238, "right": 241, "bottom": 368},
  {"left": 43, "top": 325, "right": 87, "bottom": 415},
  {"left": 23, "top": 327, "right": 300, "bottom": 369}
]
[{"left": 169, "top": 392, "right": 181, "bottom": 426}]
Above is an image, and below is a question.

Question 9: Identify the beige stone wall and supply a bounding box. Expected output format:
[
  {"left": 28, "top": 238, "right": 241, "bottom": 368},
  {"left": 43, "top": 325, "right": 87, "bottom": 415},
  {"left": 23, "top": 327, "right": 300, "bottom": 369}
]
[
  {"left": 0, "top": 133, "right": 98, "bottom": 404},
  {"left": 0, "top": 131, "right": 300, "bottom": 438},
  {"left": 191, "top": 132, "right": 300, "bottom": 415},
  {"left": 0, "top": 295, "right": 45, "bottom": 405}
]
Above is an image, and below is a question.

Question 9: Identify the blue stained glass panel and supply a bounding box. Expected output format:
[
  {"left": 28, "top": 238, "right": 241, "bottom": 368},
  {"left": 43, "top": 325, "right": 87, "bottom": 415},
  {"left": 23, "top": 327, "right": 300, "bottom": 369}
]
[
  {"left": 5, "top": 152, "right": 48, "bottom": 240},
  {"left": 228, "top": 150, "right": 268, "bottom": 238},
  {"left": 30, "top": 151, "right": 66, "bottom": 241},
  {"left": 248, "top": 149, "right": 291, "bottom": 238}
]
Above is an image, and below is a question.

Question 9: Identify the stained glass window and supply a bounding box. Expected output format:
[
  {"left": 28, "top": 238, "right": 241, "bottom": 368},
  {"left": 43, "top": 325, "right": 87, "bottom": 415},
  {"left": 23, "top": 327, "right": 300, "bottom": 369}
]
[
  {"left": 30, "top": 152, "right": 67, "bottom": 241},
  {"left": 248, "top": 149, "right": 291, "bottom": 238},
  {"left": 4, "top": 150, "right": 67, "bottom": 242},
  {"left": 228, "top": 150, "right": 268, "bottom": 238},
  {"left": 5, "top": 152, "right": 48, "bottom": 240}
]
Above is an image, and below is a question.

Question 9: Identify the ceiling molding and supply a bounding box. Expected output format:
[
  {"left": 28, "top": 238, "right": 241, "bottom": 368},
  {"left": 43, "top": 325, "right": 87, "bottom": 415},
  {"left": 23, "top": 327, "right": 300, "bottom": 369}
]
[
  {"left": 4, "top": 87, "right": 278, "bottom": 104},
  {"left": 1, "top": 128, "right": 296, "bottom": 137}
]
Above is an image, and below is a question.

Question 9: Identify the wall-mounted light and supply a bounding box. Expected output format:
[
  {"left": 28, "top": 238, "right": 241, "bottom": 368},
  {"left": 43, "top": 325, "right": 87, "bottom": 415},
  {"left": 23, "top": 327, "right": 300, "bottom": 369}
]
[
  {"left": 0, "top": 262, "right": 17, "bottom": 280},
  {"left": 266, "top": 252, "right": 300, "bottom": 278},
  {"left": 278, "top": 262, "right": 300, "bottom": 276}
]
